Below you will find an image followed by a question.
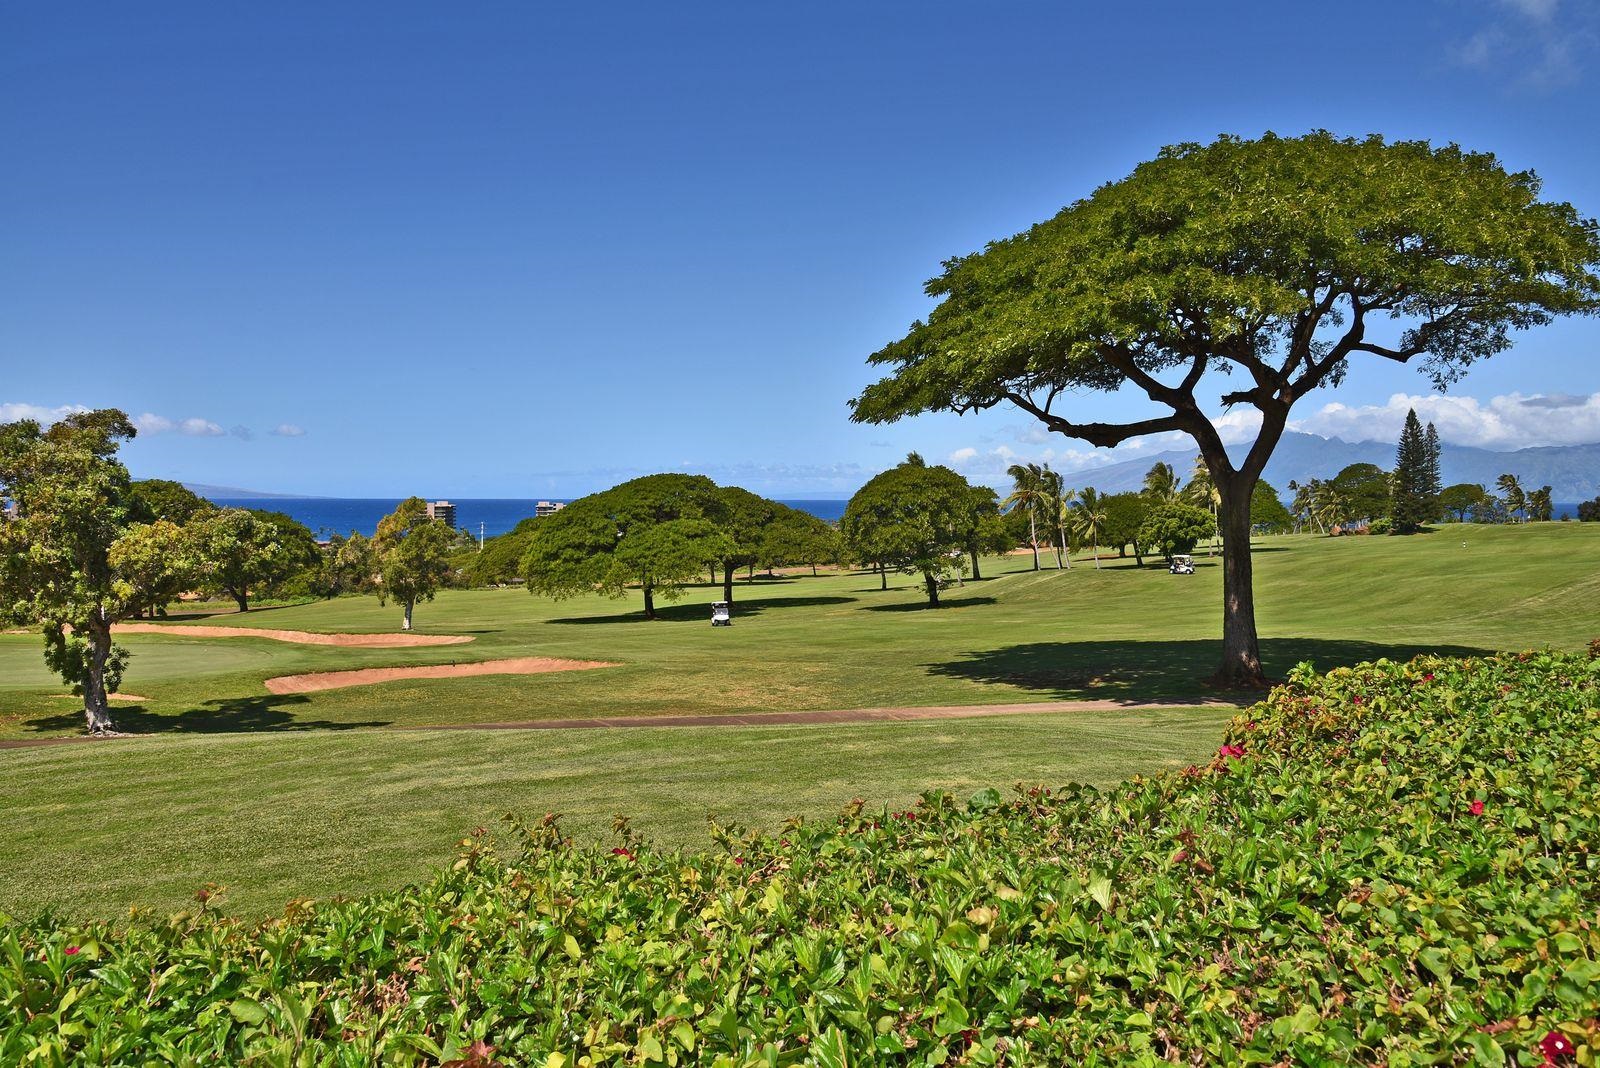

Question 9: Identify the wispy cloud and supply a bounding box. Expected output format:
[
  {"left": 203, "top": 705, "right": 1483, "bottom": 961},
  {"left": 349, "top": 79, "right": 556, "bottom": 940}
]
[
  {"left": 271, "top": 424, "right": 307, "bottom": 437},
  {"left": 1451, "top": 0, "right": 1592, "bottom": 89}
]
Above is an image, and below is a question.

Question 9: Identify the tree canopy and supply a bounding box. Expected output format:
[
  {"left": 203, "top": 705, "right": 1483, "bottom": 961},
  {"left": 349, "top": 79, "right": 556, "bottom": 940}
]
[
  {"left": 841, "top": 456, "right": 975, "bottom": 606},
  {"left": 189, "top": 507, "right": 320, "bottom": 612},
  {"left": 851, "top": 131, "right": 1599, "bottom": 684},
  {"left": 0, "top": 410, "right": 179, "bottom": 732},
  {"left": 374, "top": 497, "right": 456, "bottom": 630},
  {"left": 521, "top": 473, "right": 729, "bottom": 619}
]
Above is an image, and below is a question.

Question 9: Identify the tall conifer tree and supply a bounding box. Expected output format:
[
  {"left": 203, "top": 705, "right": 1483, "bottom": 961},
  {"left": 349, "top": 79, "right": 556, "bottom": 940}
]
[{"left": 1390, "top": 408, "right": 1433, "bottom": 533}]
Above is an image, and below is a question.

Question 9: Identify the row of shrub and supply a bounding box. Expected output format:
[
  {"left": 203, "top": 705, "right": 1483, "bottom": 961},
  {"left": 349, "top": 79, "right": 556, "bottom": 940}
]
[{"left": 4, "top": 650, "right": 1598, "bottom": 1064}]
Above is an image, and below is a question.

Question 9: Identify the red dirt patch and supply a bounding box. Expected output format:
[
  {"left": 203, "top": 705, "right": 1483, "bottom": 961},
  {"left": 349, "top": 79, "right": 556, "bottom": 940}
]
[
  {"left": 263, "top": 657, "right": 615, "bottom": 694},
  {"left": 114, "top": 623, "right": 473, "bottom": 648}
]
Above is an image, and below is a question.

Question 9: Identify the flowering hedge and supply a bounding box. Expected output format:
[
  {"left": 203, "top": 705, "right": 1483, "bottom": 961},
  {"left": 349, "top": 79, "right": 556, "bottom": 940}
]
[{"left": 4, "top": 650, "right": 1599, "bottom": 1065}]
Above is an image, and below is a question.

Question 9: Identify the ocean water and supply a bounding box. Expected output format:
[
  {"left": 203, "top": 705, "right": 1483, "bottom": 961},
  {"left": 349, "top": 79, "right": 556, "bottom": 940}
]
[{"left": 207, "top": 497, "right": 849, "bottom": 538}]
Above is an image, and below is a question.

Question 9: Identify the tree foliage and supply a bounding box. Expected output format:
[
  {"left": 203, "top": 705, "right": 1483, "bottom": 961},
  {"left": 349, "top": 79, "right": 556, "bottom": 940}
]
[
  {"left": 1250, "top": 481, "right": 1294, "bottom": 533},
  {"left": 521, "top": 474, "right": 728, "bottom": 619},
  {"left": 373, "top": 498, "right": 456, "bottom": 630},
  {"left": 1439, "top": 483, "right": 1489, "bottom": 522},
  {"left": 1389, "top": 408, "right": 1436, "bottom": 533},
  {"left": 0, "top": 410, "right": 171, "bottom": 732},
  {"left": 851, "top": 130, "right": 1600, "bottom": 685},
  {"left": 189, "top": 508, "right": 319, "bottom": 612},
  {"left": 128, "top": 479, "right": 209, "bottom": 525},
  {"left": 1138, "top": 501, "right": 1216, "bottom": 561},
  {"left": 841, "top": 456, "right": 974, "bottom": 605}
]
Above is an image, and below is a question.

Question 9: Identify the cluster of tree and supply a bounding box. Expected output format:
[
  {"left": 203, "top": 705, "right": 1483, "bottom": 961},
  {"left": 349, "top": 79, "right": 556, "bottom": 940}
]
[
  {"left": 1289, "top": 464, "right": 1394, "bottom": 534},
  {"left": 850, "top": 132, "right": 1598, "bottom": 684},
  {"left": 1578, "top": 496, "right": 1600, "bottom": 522},
  {"left": 521, "top": 474, "right": 841, "bottom": 618},
  {"left": 1437, "top": 475, "right": 1554, "bottom": 524},
  {"left": 1001, "top": 458, "right": 1291, "bottom": 570},
  {"left": 0, "top": 410, "right": 465, "bottom": 730}
]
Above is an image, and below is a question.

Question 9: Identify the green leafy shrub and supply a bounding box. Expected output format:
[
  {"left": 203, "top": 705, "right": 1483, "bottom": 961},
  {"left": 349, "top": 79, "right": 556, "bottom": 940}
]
[{"left": 4, "top": 651, "right": 1598, "bottom": 1064}]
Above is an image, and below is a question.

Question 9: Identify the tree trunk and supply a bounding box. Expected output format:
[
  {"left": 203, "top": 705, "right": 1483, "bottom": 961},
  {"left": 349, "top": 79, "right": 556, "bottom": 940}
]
[
  {"left": 722, "top": 565, "right": 734, "bottom": 604},
  {"left": 924, "top": 572, "right": 940, "bottom": 607},
  {"left": 1029, "top": 513, "right": 1040, "bottom": 571},
  {"left": 233, "top": 587, "right": 249, "bottom": 613},
  {"left": 969, "top": 548, "right": 982, "bottom": 580},
  {"left": 82, "top": 613, "right": 115, "bottom": 734},
  {"left": 748, "top": 562, "right": 754, "bottom": 580},
  {"left": 1213, "top": 478, "right": 1267, "bottom": 688},
  {"left": 811, "top": 562, "right": 818, "bottom": 576},
  {"left": 643, "top": 582, "right": 656, "bottom": 619},
  {"left": 709, "top": 565, "right": 717, "bottom": 584},
  {"left": 878, "top": 562, "right": 887, "bottom": 591},
  {"left": 1092, "top": 536, "right": 1100, "bottom": 569},
  {"left": 402, "top": 598, "right": 414, "bottom": 631}
]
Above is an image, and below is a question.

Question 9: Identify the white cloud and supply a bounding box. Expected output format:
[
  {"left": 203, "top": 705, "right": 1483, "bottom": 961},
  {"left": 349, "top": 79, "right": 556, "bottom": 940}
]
[
  {"left": 0, "top": 402, "right": 90, "bottom": 424},
  {"left": 1452, "top": 0, "right": 1590, "bottom": 88},
  {"left": 948, "top": 446, "right": 977, "bottom": 463},
  {"left": 272, "top": 424, "right": 306, "bottom": 437},
  {"left": 133, "top": 413, "right": 224, "bottom": 437},
  {"left": 1290, "top": 391, "right": 1600, "bottom": 450}
]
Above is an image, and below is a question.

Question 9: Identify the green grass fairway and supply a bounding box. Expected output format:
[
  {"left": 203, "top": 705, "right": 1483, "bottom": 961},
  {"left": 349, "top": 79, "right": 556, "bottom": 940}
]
[
  {"left": 4, "top": 523, "right": 1596, "bottom": 740},
  {"left": 1, "top": 522, "right": 1595, "bottom": 919},
  {"left": 0, "top": 707, "right": 1228, "bottom": 919}
]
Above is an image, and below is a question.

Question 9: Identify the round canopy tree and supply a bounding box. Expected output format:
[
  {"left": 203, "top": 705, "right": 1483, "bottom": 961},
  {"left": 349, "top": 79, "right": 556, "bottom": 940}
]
[
  {"left": 851, "top": 132, "right": 1599, "bottom": 686},
  {"left": 841, "top": 454, "right": 974, "bottom": 606},
  {"left": 0, "top": 410, "right": 189, "bottom": 733}
]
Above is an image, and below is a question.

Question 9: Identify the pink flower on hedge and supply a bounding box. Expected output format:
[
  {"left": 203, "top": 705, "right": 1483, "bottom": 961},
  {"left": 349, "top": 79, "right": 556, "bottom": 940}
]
[
  {"left": 610, "top": 847, "right": 634, "bottom": 861},
  {"left": 733, "top": 856, "right": 746, "bottom": 866},
  {"left": 1469, "top": 800, "right": 1485, "bottom": 816},
  {"left": 1422, "top": 672, "right": 1436, "bottom": 681},
  {"left": 63, "top": 946, "right": 79, "bottom": 956},
  {"left": 1540, "top": 1030, "right": 1574, "bottom": 1064},
  {"left": 1218, "top": 744, "right": 1246, "bottom": 760},
  {"left": 1353, "top": 695, "right": 1364, "bottom": 705}
]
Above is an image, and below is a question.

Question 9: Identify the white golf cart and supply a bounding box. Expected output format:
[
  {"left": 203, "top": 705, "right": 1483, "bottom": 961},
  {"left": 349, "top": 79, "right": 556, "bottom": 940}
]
[
  {"left": 1169, "top": 554, "right": 1195, "bottom": 575},
  {"left": 711, "top": 601, "right": 732, "bottom": 627}
]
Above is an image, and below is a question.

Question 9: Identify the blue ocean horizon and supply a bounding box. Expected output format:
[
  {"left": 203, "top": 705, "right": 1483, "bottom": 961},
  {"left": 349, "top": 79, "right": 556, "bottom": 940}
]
[{"left": 206, "top": 497, "right": 850, "bottom": 538}]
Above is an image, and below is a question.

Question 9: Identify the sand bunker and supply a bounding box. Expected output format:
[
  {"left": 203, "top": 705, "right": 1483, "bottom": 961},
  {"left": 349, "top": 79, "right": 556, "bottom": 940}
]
[
  {"left": 52, "top": 693, "right": 149, "bottom": 701},
  {"left": 114, "top": 623, "right": 474, "bottom": 648},
  {"left": 264, "top": 657, "right": 614, "bottom": 694}
]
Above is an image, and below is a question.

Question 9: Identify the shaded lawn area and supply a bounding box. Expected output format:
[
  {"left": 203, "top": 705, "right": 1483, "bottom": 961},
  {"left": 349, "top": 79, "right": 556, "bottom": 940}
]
[{"left": 0, "top": 705, "right": 1231, "bottom": 920}]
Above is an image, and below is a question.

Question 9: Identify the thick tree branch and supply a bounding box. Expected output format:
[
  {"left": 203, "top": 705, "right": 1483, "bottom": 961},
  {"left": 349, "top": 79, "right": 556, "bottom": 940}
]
[{"left": 1003, "top": 391, "right": 1191, "bottom": 449}]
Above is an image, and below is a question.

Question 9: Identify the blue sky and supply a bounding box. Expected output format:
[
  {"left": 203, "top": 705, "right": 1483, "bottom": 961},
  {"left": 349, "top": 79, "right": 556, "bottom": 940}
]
[{"left": 3, "top": 1, "right": 1598, "bottom": 497}]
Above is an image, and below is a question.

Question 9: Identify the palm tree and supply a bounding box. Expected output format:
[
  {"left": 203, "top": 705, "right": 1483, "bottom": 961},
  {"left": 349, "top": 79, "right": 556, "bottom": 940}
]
[
  {"left": 1040, "top": 467, "right": 1075, "bottom": 569},
  {"left": 1182, "top": 455, "right": 1221, "bottom": 555},
  {"left": 1495, "top": 473, "right": 1526, "bottom": 523},
  {"left": 1001, "top": 462, "right": 1048, "bottom": 571},
  {"left": 1143, "top": 461, "right": 1181, "bottom": 503},
  {"left": 1072, "top": 487, "right": 1108, "bottom": 569}
]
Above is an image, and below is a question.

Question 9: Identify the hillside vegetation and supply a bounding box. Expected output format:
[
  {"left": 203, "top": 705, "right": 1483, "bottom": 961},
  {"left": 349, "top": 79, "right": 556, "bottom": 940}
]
[{"left": 5, "top": 649, "right": 1598, "bottom": 1064}]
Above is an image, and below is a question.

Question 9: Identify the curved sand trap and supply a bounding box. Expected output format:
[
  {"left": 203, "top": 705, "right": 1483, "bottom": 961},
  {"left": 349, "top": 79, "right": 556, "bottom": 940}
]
[
  {"left": 52, "top": 693, "right": 149, "bottom": 701},
  {"left": 264, "top": 657, "right": 614, "bottom": 694},
  {"left": 115, "top": 623, "right": 473, "bottom": 648}
]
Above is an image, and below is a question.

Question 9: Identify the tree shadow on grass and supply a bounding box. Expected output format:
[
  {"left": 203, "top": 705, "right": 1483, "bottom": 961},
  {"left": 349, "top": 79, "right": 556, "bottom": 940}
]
[
  {"left": 549, "top": 595, "right": 858, "bottom": 625},
  {"left": 926, "top": 637, "right": 1491, "bottom": 702},
  {"left": 20, "top": 695, "right": 392, "bottom": 736},
  {"left": 864, "top": 596, "right": 999, "bottom": 613}
]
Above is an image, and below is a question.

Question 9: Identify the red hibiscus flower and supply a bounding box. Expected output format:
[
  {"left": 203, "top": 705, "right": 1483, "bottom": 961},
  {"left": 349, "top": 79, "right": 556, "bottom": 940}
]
[
  {"left": 610, "top": 847, "right": 634, "bottom": 861},
  {"left": 63, "top": 946, "right": 80, "bottom": 956},
  {"left": 1469, "top": 800, "right": 1485, "bottom": 816}
]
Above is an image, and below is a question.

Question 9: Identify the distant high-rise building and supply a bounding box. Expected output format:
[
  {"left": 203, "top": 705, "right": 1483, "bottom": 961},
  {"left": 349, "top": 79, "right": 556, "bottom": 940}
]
[
  {"left": 425, "top": 500, "right": 457, "bottom": 528},
  {"left": 535, "top": 500, "right": 565, "bottom": 518}
]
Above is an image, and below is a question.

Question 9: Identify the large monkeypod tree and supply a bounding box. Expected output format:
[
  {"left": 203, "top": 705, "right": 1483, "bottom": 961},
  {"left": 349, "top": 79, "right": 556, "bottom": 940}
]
[{"left": 851, "top": 132, "right": 1600, "bottom": 686}]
